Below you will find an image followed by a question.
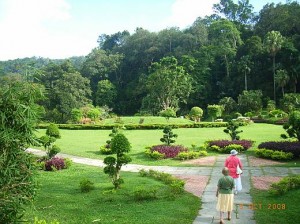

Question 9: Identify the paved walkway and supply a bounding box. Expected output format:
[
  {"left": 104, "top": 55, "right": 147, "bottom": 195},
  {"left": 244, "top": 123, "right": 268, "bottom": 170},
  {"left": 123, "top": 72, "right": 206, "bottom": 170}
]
[{"left": 26, "top": 149, "right": 300, "bottom": 224}]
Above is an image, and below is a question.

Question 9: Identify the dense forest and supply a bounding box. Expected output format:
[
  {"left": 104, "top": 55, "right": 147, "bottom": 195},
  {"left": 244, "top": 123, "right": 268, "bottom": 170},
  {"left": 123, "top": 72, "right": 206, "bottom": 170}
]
[{"left": 1, "top": 0, "right": 300, "bottom": 122}]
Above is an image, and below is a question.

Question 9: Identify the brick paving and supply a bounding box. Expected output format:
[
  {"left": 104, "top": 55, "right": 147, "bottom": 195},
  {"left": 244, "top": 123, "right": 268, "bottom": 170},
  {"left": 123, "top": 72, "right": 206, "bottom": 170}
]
[
  {"left": 181, "top": 156, "right": 216, "bottom": 166},
  {"left": 174, "top": 175, "right": 209, "bottom": 197},
  {"left": 252, "top": 176, "right": 283, "bottom": 190},
  {"left": 248, "top": 156, "right": 284, "bottom": 166}
]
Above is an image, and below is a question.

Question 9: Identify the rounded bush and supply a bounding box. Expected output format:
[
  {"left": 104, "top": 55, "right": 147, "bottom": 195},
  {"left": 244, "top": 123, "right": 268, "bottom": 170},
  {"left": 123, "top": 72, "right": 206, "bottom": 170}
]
[{"left": 45, "top": 157, "right": 65, "bottom": 171}]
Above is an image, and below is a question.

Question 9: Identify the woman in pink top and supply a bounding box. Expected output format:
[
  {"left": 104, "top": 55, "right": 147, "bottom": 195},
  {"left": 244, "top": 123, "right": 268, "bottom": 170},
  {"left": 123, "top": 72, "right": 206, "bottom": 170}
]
[{"left": 225, "top": 149, "right": 243, "bottom": 194}]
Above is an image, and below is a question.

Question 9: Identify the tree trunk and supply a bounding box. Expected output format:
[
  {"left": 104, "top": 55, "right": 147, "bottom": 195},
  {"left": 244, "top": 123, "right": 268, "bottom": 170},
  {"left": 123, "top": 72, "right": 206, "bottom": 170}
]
[
  {"left": 244, "top": 72, "right": 248, "bottom": 91},
  {"left": 273, "top": 56, "right": 276, "bottom": 103}
]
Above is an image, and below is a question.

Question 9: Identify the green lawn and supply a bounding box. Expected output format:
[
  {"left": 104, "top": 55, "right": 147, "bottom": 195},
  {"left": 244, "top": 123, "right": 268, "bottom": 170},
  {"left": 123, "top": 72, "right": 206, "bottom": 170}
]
[
  {"left": 24, "top": 164, "right": 199, "bottom": 224},
  {"left": 251, "top": 189, "right": 300, "bottom": 224},
  {"left": 35, "top": 123, "right": 286, "bottom": 166}
]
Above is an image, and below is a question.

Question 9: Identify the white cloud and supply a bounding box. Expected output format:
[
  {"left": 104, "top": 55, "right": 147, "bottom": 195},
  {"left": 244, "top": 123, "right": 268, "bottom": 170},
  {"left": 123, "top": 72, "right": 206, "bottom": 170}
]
[
  {"left": 164, "top": 0, "right": 219, "bottom": 29},
  {"left": 0, "top": 0, "right": 77, "bottom": 60}
]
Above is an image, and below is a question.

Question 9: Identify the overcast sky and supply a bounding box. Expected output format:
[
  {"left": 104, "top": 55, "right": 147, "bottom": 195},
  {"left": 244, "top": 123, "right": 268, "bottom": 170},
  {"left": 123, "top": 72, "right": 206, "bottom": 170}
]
[{"left": 0, "top": 0, "right": 284, "bottom": 61}]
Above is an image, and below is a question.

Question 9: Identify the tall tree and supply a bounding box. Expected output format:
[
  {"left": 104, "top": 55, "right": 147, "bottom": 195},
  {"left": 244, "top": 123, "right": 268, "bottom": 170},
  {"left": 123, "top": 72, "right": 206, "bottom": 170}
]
[
  {"left": 264, "top": 30, "right": 285, "bottom": 102},
  {"left": 142, "top": 57, "right": 193, "bottom": 113}
]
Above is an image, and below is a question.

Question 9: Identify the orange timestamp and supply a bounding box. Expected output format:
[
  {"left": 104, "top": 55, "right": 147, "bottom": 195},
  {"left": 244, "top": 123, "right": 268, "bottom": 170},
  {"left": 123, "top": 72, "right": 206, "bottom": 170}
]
[{"left": 237, "top": 203, "right": 286, "bottom": 210}]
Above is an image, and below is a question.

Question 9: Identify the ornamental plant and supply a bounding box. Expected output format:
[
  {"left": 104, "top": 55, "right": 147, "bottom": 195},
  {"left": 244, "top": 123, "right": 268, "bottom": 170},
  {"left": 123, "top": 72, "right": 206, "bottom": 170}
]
[
  {"left": 150, "top": 145, "right": 188, "bottom": 158},
  {"left": 103, "top": 133, "right": 132, "bottom": 189},
  {"left": 189, "top": 106, "right": 203, "bottom": 122},
  {"left": 160, "top": 126, "right": 178, "bottom": 145},
  {"left": 159, "top": 107, "right": 177, "bottom": 121},
  {"left": 223, "top": 120, "right": 243, "bottom": 140},
  {"left": 38, "top": 123, "right": 61, "bottom": 159},
  {"left": 207, "top": 104, "right": 222, "bottom": 122},
  {"left": 99, "top": 127, "right": 119, "bottom": 154}
]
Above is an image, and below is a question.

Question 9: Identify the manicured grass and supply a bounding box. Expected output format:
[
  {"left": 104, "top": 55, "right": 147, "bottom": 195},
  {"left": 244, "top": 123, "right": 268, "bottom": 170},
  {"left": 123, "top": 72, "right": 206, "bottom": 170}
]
[
  {"left": 251, "top": 188, "right": 300, "bottom": 224},
  {"left": 35, "top": 123, "right": 286, "bottom": 166},
  {"left": 24, "top": 164, "right": 200, "bottom": 224}
]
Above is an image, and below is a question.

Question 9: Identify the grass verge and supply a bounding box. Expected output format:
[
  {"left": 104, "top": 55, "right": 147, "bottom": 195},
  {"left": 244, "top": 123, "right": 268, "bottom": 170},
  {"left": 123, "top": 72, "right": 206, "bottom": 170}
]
[
  {"left": 251, "top": 188, "right": 300, "bottom": 224},
  {"left": 24, "top": 164, "right": 200, "bottom": 224}
]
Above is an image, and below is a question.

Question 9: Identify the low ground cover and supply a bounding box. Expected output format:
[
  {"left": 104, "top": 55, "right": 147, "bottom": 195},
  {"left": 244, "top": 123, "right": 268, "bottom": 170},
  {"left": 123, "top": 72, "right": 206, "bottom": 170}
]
[{"left": 24, "top": 164, "right": 199, "bottom": 224}]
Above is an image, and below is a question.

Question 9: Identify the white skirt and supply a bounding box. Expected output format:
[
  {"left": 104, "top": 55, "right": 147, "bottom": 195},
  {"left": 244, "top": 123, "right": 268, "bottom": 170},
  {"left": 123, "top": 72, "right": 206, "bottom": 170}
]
[
  {"left": 216, "top": 194, "right": 234, "bottom": 212},
  {"left": 234, "top": 176, "right": 242, "bottom": 191}
]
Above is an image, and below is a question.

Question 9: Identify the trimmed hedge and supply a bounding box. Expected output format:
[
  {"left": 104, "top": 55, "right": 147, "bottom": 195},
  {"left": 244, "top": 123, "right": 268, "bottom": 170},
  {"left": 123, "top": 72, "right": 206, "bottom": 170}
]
[
  {"left": 258, "top": 141, "right": 300, "bottom": 158},
  {"left": 36, "top": 122, "right": 232, "bottom": 130},
  {"left": 254, "top": 148, "right": 293, "bottom": 160}
]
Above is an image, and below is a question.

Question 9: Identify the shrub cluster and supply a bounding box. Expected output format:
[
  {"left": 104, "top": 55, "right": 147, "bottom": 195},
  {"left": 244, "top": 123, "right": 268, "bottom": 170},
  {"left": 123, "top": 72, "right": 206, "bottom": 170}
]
[
  {"left": 150, "top": 145, "right": 188, "bottom": 158},
  {"left": 269, "top": 175, "right": 300, "bottom": 195},
  {"left": 258, "top": 141, "right": 300, "bottom": 158},
  {"left": 133, "top": 186, "right": 158, "bottom": 201},
  {"left": 175, "top": 151, "right": 208, "bottom": 160},
  {"left": 139, "top": 169, "right": 185, "bottom": 196},
  {"left": 254, "top": 148, "right": 293, "bottom": 160},
  {"left": 44, "top": 157, "right": 66, "bottom": 171},
  {"left": 207, "top": 140, "right": 253, "bottom": 150},
  {"left": 79, "top": 179, "right": 95, "bottom": 193}
]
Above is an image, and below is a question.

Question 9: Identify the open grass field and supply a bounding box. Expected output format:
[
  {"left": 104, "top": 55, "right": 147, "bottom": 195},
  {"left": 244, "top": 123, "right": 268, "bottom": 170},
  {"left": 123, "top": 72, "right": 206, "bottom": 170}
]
[
  {"left": 35, "top": 123, "right": 286, "bottom": 166},
  {"left": 24, "top": 164, "right": 199, "bottom": 224},
  {"left": 251, "top": 189, "right": 300, "bottom": 224}
]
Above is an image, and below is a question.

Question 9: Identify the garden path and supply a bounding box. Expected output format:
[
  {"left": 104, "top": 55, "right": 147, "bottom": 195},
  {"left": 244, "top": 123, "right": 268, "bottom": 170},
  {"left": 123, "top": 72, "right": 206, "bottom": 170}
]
[{"left": 26, "top": 148, "right": 300, "bottom": 224}]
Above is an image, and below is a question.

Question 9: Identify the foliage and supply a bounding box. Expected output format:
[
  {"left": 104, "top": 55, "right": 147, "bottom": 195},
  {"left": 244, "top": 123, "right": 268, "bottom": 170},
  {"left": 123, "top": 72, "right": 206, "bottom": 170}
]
[
  {"left": 254, "top": 148, "right": 293, "bottom": 161},
  {"left": 144, "top": 149, "right": 165, "bottom": 160},
  {"left": 70, "top": 108, "right": 82, "bottom": 123},
  {"left": 138, "top": 169, "right": 185, "bottom": 193},
  {"left": 175, "top": 151, "right": 207, "bottom": 160},
  {"left": 223, "top": 120, "right": 243, "bottom": 140},
  {"left": 218, "top": 97, "right": 237, "bottom": 115},
  {"left": 0, "top": 81, "right": 43, "bottom": 223},
  {"left": 143, "top": 56, "right": 193, "bottom": 113},
  {"left": 95, "top": 79, "right": 117, "bottom": 108},
  {"left": 103, "top": 133, "right": 132, "bottom": 189},
  {"left": 281, "top": 111, "right": 300, "bottom": 141},
  {"left": 79, "top": 179, "right": 95, "bottom": 193},
  {"left": 207, "top": 140, "right": 253, "bottom": 150},
  {"left": 38, "top": 124, "right": 61, "bottom": 159},
  {"left": 189, "top": 106, "right": 203, "bottom": 122},
  {"left": 99, "top": 127, "right": 120, "bottom": 155},
  {"left": 258, "top": 141, "right": 300, "bottom": 158},
  {"left": 44, "top": 157, "right": 66, "bottom": 171},
  {"left": 238, "top": 90, "right": 263, "bottom": 114},
  {"left": 207, "top": 104, "right": 222, "bottom": 121},
  {"left": 46, "top": 123, "right": 61, "bottom": 139},
  {"left": 160, "top": 126, "right": 178, "bottom": 145},
  {"left": 159, "top": 107, "right": 177, "bottom": 121},
  {"left": 280, "top": 94, "right": 300, "bottom": 113},
  {"left": 87, "top": 108, "right": 101, "bottom": 121},
  {"left": 269, "top": 175, "right": 300, "bottom": 195},
  {"left": 150, "top": 145, "right": 187, "bottom": 158}
]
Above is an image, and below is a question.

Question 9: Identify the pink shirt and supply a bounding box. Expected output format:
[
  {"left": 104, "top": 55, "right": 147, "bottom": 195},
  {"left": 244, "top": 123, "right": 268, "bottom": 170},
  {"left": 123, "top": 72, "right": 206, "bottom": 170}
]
[{"left": 225, "top": 155, "right": 243, "bottom": 178}]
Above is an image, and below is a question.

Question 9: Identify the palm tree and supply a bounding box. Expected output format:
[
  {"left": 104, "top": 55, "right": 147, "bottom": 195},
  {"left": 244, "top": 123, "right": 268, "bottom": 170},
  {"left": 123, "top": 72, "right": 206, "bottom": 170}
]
[
  {"left": 264, "top": 31, "right": 284, "bottom": 103},
  {"left": 238, "top": 55, "right": 252, "bottom": 91},
  {"left": 275, "top": 69, "right": 289, "bottom": 97}
]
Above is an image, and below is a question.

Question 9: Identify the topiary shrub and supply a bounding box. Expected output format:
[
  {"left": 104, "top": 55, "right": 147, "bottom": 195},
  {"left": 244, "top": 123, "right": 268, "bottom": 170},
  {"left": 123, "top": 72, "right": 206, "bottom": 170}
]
[
  {"left": 44, "top": 157, "right": 65, "bottom": 171},
  {"left": 46, "top": 123, "right": 61, "bottom": 139},
  {"left": 189, "top": 106, "right": 203, "bottom": 122},
  {"left": 223, "top": 120, "right": 243, "bottom": 140},
  {"left": 159, "top": 108, "right": 176, "bottom": 121},
  {"left": 103, "top": 133, "right": 132, "bottom": 189},
  {"left": 160, "top": 126, "right": 178, "bottom": 145},
  {"left": 99, "top": 127, "right": 119, "bottom": 155}
]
